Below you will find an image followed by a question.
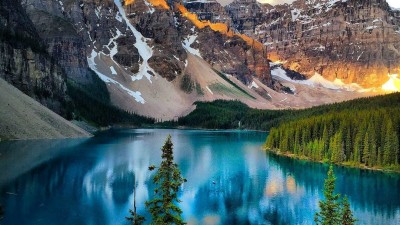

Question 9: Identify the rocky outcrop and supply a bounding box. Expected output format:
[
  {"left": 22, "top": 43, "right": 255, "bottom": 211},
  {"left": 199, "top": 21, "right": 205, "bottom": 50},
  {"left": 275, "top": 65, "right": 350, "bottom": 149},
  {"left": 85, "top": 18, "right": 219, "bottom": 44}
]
[
  {"left": 184, "top": 0, "right": 232, "bottom": 24},
  {"left": 227, "top": 0, "right": 400, "bottom": 88},
  {"left": 21, "top": 0, "right": 112, "bottom": 83},
  {"left": 0, "top": 0, "right": 69, "bottom": 116},
  {"left": 175, "top": 2, "right": 272, "bottom": 86},
  {"left": 225, "top": 0, "right": 263, "bottom": 34},
  {"left": 0, "top": 77, "right": 91, "bottom": 140}
]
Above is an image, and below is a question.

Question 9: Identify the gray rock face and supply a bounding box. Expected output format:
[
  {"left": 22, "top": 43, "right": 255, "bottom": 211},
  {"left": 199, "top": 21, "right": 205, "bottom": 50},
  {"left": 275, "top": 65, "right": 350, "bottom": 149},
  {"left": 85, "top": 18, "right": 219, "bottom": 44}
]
[
  {"left": 227, "top": 0, "right": 400, "bottom": 88},
  {"left": 1, "top": 0, "right": 275, "bottom": 120},
  {"left": 184, "top": 0, "right": 232, "bottom": 24},
  {"left": 174, "top": 2, "right": 272, "bottom": 86},
  {"left": 0, "top": 0, "right": 68, "bottom": 115}
]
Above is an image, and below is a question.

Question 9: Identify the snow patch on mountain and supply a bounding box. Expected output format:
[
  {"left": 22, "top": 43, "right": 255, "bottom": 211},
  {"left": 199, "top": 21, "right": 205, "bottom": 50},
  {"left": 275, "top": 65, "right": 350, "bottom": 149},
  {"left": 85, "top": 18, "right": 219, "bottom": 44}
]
[
  {"left": 182, "top": 35, "right": 202, "bottom": 58},
  {"left": 114, "top": 0, "right": 157, "bottom": 82},
  {"left": 291, "top": 9, "right": 301, "bottom": 22},
  {"left": 271, "top": 63, "right": 366, "bottom": 92},
  {"left": 249, "top": 81, "right": 259, "bottom": 89},
  {"left": 110, "top": 66, "right": 117, "bottom": 75},
  {"left": 106, "top": 28, "right": 122, "bottom": 63},
  {"left": 88, "top": 50, "right": 145, "bottom": 104},
  {"left": 144, "top": 0, "right": 155, "bottom": 14}
]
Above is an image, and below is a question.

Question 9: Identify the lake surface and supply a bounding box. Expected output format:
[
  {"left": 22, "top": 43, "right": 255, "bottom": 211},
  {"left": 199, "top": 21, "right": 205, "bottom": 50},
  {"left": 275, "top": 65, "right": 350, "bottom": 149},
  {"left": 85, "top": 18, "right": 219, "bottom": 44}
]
[{"left": 0, "top": 129, "right": 399, "bottom": 225}]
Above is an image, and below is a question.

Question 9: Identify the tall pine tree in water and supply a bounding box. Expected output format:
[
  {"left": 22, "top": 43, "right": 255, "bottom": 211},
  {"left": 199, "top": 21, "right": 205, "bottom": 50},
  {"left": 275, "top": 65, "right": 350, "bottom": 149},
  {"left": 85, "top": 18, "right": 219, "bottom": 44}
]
[
  {"left": 146, "top": 135, "right": 186, "bottom": 225},
  {"left": 315, "top": 165, "right": 341, "bottom": 225}
]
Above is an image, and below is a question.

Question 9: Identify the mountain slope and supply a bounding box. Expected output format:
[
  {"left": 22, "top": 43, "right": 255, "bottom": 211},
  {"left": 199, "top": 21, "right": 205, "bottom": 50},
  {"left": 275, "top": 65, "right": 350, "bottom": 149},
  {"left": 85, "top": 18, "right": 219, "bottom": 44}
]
[
  {"left": 0, "top": 0, "right": 71, "bottom": 116},
  {"left": 227, "top": 0, "right": 400, "bottom": 89},
  {"left": 0, "top": 78, "right": 91, "bottom": 140}
]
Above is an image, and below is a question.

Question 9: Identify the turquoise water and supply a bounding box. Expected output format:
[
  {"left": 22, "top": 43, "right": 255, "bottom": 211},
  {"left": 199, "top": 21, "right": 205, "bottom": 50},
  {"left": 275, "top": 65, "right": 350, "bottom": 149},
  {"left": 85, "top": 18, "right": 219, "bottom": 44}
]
[{"left": 0, "top": 129, "right": 399, "bottom": 225}]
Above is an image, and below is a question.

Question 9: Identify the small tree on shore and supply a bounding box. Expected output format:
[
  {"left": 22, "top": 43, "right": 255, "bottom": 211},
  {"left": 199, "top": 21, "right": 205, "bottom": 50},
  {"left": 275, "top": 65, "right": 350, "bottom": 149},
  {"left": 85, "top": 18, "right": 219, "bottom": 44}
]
[{"left": 145, "top": 135, "right": 186, "bottom": 225}]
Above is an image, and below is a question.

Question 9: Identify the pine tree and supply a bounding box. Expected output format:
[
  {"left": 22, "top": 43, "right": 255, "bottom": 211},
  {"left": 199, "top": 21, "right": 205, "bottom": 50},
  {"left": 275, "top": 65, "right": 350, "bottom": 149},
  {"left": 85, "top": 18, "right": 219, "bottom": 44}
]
[
  {"left": 315, "top": 165, "right": 341, "bottom": 225},
  {"left": 383, "top": 120, "right": 399, "bottom": 166},
  {"left": 127, "top": 175, "right": 145, "bottom": 225},
  {"left": 362, "top": 131, "right": 370, "bottom": 166},
  {"left": 340, "top": 196, "right": 356, "bottom": 225},
  {"left": 145, "top": 135, "right": 186, "bottom": 225}
]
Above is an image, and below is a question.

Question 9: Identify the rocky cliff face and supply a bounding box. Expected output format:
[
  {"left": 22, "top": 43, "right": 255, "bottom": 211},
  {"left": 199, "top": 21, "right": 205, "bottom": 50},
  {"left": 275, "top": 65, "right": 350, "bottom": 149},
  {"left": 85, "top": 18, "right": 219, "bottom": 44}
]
[
  {"left": 227, "top": 0, "right": 400, "bottom": 88},
  {"left": 0, "top": 0, "right": 274, "bottom": 119},
  {"left": 184, "top": 0, "right": 232, "bottom": 24},
  {"left": 174, "top": 1, "right": 272, "bottom": 85},
  {"left": 0, "top": 0, "right": 69, "bottom": 115}
]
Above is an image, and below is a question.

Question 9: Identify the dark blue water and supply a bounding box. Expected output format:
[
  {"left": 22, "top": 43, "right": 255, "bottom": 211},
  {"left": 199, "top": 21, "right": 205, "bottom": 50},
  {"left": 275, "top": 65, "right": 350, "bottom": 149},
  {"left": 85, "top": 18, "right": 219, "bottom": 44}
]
[{"left": 0, "top": 129, "right": 399, "bottom": 225}]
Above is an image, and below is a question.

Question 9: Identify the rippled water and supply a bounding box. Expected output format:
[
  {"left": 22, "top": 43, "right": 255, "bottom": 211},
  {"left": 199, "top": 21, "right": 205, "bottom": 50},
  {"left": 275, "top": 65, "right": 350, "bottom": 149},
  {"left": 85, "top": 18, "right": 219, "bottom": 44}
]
[{"left": 0, "top": 129, "right": 399, "bottom": 225}]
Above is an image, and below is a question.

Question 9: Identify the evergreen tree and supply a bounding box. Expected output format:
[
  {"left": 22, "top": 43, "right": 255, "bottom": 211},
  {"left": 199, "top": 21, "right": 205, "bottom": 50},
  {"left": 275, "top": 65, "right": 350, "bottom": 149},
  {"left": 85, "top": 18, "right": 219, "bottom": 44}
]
[
  {"left": 315, "top": 165, "right": 341, "bottom": 225},
  {"left": 383, "top": 120, "right": 399, "bottom": 166},
  {"left": 145, "top": 135, "right": 186, "bottom": 225},
  {"left": 362, "top": 131, "right": 371, "bottom": 166},
  {"left": 340, "top": 196, "right": 356, "bottom": 225},
  {"left": 127, "top": 175, "right": 145, "bottom": 225}
]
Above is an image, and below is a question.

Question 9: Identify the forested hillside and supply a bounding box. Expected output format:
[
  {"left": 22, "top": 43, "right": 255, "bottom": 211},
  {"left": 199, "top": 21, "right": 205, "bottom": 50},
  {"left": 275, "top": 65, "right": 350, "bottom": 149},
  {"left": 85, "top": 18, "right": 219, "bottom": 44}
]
[
  {"left": 174, "top": 100, "right": 288, "bottom": 130},
  {"left": 265, "top": 93, "right": 400, "bottom": 171},
  {"left": 175, "top": 93, "right": 400, "bottom": 130}
]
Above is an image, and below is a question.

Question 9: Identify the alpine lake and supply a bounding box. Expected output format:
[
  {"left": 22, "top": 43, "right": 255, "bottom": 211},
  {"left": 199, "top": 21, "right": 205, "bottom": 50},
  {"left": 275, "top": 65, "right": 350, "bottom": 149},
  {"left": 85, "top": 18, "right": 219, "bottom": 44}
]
[{"left": 0, "top": 129, "right": 399, "bottom": 225}]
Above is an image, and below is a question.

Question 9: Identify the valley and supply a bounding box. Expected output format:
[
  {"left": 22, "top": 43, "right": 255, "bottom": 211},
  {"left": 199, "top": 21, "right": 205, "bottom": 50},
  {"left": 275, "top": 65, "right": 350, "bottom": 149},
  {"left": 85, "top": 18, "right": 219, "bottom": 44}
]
[{"left": 0, "top": 1, "right": 400, "bottom": 224}]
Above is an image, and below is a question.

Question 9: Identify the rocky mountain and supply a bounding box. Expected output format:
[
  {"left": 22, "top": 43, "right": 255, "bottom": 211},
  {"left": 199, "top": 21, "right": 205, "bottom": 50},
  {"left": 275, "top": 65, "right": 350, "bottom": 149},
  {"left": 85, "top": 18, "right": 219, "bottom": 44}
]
[
  {"left": 0, "top": 0, "right": 70, "bottom": 116},
  {"left": 1, "top": 0, "right": 378, "bottom": 126},
  {"left": 226, "top": 0, "right": 400, "bottom": 88},
  {"left": 2, "top": 0, "right": 281, "bottom": 120},
  {"left": 0, "top": 77, "right": 90, "bottom": 140}
]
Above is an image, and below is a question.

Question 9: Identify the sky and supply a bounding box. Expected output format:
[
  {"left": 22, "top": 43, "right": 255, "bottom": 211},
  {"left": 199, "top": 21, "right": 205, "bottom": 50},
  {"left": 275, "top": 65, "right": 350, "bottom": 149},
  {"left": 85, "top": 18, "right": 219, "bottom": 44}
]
[{"left": 218, "top": 0, "right": 400, "bottom": 8}]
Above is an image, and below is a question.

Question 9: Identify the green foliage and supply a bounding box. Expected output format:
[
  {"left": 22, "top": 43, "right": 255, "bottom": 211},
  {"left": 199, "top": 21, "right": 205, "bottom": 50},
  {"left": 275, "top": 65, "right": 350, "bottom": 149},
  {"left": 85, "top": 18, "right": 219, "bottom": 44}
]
[
  {"left": 127, "top": 210, "right": 145, "bottom": 225},
  {"left": 180, "top": 74, "right": 194, "bottom": 94},
  {"left": 315, "top": 165, "right": 341, "bottom": 225},
  {"left": 67, "top": 70, "right": 154, "bottom": 127},
  {"left": 341, "top": 196, "right": 356, "bottom": 225},
  {"left": 127, "top": 174, "right": 145, "bottom": 225},
  {"left": 315, "top": 166, "right": 357, "bottom": 225},
  {"left": 174, "top": 93, "right": 400, "bottom": 134},
  {"left": 195, "top": 82, "right": 204, "bottom": 96},
  {"left": 145, "top": 135, "right": 186, "bottom": 225},
  {"left": 265, "top": 93, "right": 400, "bottom": 170},
  {"left": 175, "top": 100, "right": 287, "bottom": 130},
  {"left": 212, "top": 69, "right": 256, "bottom": 99}
]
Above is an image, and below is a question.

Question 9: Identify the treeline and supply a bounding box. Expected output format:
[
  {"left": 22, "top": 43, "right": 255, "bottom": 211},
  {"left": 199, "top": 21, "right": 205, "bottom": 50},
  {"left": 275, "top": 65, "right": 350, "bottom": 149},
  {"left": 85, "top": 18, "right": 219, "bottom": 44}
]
[
  {"left": 173, "top": 100, "right": 288, "bottom": 130},
  {"left": 67, "top": 70, "right": 154, "bottom": 127},
  {"left": 265, "top": 107, "right": 400, "bottom": 171},
  {"left": 174, "top": 93, "right": 400, "bottom": 132}
]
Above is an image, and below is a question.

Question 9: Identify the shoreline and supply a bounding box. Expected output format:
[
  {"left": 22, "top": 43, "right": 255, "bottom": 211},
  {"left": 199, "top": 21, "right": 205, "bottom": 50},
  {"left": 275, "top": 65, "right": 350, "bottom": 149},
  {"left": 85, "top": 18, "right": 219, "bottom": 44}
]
[
  {"left": 0, "top": 127, "right": 268, "bottom": 142},
  {"left": 265, "top": 148, "right": 400, "bottom": 174}
]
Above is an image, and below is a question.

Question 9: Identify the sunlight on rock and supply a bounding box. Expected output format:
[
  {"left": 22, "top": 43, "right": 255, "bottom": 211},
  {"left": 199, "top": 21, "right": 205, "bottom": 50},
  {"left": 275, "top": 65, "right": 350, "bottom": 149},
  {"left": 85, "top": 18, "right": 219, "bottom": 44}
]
[
  {"left": 124, "top": 0, "right": 135, "bottom": 5},
  {"left": 176, "top": 4, "right": 264, "bottom": 50},
  {"left": 382, "top": 74, "right": 400, "bottom": 92},
  {"left": 148, "top": 0, "right": 169, "bottom": 9}
]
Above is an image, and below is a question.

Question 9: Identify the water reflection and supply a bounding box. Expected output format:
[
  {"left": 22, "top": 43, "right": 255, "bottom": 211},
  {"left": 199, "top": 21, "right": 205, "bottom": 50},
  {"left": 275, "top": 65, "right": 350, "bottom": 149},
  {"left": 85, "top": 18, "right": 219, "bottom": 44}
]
[{"left": 0, "top": 129, "right": 399, "bottom": 225}]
